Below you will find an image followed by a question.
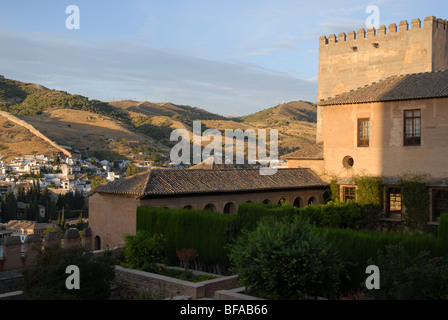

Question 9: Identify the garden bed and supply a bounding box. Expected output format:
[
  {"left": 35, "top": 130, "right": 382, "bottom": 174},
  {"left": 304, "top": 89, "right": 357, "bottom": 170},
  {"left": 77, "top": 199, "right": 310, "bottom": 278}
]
[{"left": 113, "top": 265, "right": 240, "bottom": 300}]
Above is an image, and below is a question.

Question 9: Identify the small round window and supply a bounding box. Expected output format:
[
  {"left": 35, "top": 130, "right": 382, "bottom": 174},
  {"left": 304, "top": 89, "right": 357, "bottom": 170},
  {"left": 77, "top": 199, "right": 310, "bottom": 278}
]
[{"left": 343, "top": 156, "right": 354, "bottom": 168}]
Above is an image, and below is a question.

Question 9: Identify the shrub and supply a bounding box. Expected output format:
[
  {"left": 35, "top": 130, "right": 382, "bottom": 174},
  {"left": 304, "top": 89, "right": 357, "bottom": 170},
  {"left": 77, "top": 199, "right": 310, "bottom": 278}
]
[
  {"left": 123, "top": 231, "right": 166, "bottom": 272},
  {"left": 298, "top": 200, "right": 380, "bottom": 230},
  {"left": 317, "top": 227, "right": 442, "bottom": 291},
  {"left": 22, "top": 244, "right": 115, "bottom": 300},
  {"left": 353, "top": 176, "right": 382, "bottom": 206},
  {"left": 228, "top": 215, "right": 345, "bottom": 299},
  {"left": 364, "top": 244, "right": 448, "bottom": 300},
  {"left": 401, "top": 175, "right": 429, "bottom": 232},
  {"left": 438, "top": 212, "right": 448, "bottom": 253}
]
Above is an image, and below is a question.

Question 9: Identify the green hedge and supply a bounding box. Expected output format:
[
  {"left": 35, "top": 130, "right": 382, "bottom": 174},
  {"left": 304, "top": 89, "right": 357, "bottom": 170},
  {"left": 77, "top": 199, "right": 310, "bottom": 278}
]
[
  {"left": 316, "top": 227, "right": 443, "bottom": 290},
  {"left": 136, "top": 206, "right": 234, "bottom": 266},
  {"left": 136, "top": 202, "right": 448, "bottom": 289}
]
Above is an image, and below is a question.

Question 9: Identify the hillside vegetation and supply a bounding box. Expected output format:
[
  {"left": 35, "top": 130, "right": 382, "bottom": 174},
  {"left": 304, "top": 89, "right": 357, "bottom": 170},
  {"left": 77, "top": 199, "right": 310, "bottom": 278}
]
[{"left": 0, "top": 75, "right": 317, "bottom": 160}]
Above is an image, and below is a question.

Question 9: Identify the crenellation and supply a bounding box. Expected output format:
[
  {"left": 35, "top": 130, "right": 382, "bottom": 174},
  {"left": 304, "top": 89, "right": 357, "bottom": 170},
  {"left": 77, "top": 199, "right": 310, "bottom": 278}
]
[
  {"left": 399, "top": 20, "right": 409, "bottom": 32},
  {"left": 424, "top": 15, "right": 436, "bottom": 28},
  {"left": 388, "top": 23, "right": 397, "bottom": 33},
  {"left": 411, "top": 18, "right": 421, "bottom": 29},
  {"left": 347, "top": 30, "right": 356, "bottom": 41},
  {"left": 319, "top": 35, "right": 328, "bottom": 45},
  {"left": 377, "top": 25, "right": 386, "bottom": 36},
  {"left": 319, "top": 16, "right": 448, "bottom": 47},
  {"left": 357, "top": 28, "right": 366, "bottom": 39}
]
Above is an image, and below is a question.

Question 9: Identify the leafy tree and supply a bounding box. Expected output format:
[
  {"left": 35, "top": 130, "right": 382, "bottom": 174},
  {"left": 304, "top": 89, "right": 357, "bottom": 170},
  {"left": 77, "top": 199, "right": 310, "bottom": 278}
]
[
  {"left": 126, "top": 163, "right": 139, "bottom": 177},
  {"left": 90, "top": 175, "right": 107, "bottom": 191},
  {"left": 229, "top": 215, "right": 345, "bottom": 299},
  {"left": 123, "top": 231, "right": 166, "bottom": 272},
  {"left": 1, "top": 190, "right": 17, "bottom": 222},
  {"left": 21, "top": 244, "right": 115, "bottom": 300}
]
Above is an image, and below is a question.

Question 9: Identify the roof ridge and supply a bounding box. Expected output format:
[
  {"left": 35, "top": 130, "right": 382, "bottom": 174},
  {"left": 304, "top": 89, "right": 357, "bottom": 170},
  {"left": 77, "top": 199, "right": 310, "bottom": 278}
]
[{"left": 141, "top": 169, "right": 153, "bottom": 196}]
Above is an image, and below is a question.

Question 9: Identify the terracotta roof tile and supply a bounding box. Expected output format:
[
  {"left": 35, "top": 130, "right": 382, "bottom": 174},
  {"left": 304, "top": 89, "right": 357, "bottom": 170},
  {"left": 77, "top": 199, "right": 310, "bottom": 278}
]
[
  {"left": 318, "top": 70, "right": 448, "bottom": 106},
  {"left": 91, "top": 168, "right": 327, "bottom": 198}
]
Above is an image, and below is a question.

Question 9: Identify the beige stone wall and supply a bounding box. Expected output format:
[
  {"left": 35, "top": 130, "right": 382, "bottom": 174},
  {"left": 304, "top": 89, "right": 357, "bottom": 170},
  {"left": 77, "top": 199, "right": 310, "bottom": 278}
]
[
  {"left": 88, "top": 193, "right": 140, "bottom": 249},
  {"left": 321, "top": 97, "right": 448, "bottom": 179},
  {"left": 316, "top": 16, "right": 448, "bottom": 142}
]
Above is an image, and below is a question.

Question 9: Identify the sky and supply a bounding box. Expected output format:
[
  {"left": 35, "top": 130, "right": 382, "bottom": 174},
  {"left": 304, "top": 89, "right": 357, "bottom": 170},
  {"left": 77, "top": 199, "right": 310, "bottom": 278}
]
[{"left": 0, "top": 0, "right": 447, "bottom": 116}]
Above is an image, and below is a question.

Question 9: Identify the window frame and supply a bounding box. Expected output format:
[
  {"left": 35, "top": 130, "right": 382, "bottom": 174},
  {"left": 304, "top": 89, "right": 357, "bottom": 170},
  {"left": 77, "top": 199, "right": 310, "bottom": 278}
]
[
  {"left": 431, "top": 188, "right": 448, "bottom": 222},
  {"left": 357, "top": 118, "right": 370, "bottom": 147},
  {"left": 342, "top": 186, "right": 356, "bottom": 202},
  {"left": 386, "top": 187, "right": 402, "bottom": 217},
  {"left": 403, "top": 109, "right": 421, "bottom": 146}
]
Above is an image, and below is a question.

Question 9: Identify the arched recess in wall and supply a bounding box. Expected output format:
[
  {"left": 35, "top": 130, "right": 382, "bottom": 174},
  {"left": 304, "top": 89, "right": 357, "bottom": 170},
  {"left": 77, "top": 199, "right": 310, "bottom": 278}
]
[
  {"left": 293, "top": 197, "right": 303, "bottom": 208},
  {"left": 278, "top": 198, "right": 287, "bottom": 205},
  {"left": 183, "top": 205, "right": 193, "bottom": 210},
  {"left": 204, "top": 203, "right": 216, "bottom": 212},
  {"left": 223, "top": 202, "right": 237, "bottom": 215},
  {"left": 308, "top": 197, "right": 317, "bottom": 205},
  {"left": 262, "top": 199, "right": 271, "bottom": 204},
  {"left": 94, "top": 235, "right": 101, "bottom": 250}
]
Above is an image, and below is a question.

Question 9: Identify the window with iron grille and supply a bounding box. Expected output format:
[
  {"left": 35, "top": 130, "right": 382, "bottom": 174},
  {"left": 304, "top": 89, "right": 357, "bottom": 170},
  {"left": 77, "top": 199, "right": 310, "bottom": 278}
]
[{"left": 404, "top": 109, "right": 421, "bottom": 146}]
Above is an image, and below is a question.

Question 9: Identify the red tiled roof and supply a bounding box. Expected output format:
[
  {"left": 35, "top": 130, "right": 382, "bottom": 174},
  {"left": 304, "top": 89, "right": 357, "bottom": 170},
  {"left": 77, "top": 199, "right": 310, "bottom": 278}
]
[
  {"left": 90, "top": 168, "right": 327, "bottom": 198},
  {"left": 318, "top": 70, "right": 448, "bottom": 106}
]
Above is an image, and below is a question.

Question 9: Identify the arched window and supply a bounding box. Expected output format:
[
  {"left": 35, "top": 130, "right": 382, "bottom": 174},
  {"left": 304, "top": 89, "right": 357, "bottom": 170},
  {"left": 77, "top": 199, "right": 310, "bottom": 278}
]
[
  {"left": 308, "top": 197, "right": 317, "bottom": 205},
  {"left": 204, "top": 203, "right": 216, "bottom": 212},
  {"left": 223, "top": 202, "right": 236, "bottom": 215},
  {"left": 94, "top": 235, "right": 101, "bottom": 250},
  {"left": 278, "top": 198, "right": 287, "bottom": 205},
  {"left": 293, "top": 197, "right": 303, "bottom": 208}
]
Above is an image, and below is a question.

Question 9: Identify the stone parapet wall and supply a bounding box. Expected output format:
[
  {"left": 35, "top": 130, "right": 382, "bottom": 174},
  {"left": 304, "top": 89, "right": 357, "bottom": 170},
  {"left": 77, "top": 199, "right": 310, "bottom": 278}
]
[
  {"left": 0, "top": 227, "right": 92, "bottom": 272},
  {"left": 113, "top": 265, "right": 240, "bottom": 300}
]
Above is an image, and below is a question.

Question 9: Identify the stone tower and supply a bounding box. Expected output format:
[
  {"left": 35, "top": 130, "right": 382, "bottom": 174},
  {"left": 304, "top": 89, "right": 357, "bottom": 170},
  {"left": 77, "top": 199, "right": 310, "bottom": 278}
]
[{"left": 316, "top": 16, "right": 448, "bottom": 142}]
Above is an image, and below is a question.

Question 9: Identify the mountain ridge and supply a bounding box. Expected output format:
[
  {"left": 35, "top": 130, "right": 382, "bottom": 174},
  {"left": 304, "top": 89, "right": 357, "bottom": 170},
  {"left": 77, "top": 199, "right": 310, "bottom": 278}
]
[{"left": 0, "top": 75, "right": 317, "bottom": 161}]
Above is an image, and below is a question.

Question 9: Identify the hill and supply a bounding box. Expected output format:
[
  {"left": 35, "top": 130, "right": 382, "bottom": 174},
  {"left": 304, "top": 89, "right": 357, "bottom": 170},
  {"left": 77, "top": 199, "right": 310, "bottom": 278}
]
[
  {"left": 108, "top": 100, "right": 228, "bottom": 121},
  {"left": 0, "top": 75, "right": 317, "bottom": 161},
  {"left": 0, "top": 115, "right": 61, "bottom": 162}
]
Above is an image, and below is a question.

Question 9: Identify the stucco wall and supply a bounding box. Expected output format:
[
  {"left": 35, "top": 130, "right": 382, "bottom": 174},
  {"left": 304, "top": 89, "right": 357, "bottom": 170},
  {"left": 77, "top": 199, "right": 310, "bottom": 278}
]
[
  {"left": 321, "top": 97, "right": 448, "bottom": 179},
  {"left": 88, "top": 193, "right": 140, "bottom": 249}
]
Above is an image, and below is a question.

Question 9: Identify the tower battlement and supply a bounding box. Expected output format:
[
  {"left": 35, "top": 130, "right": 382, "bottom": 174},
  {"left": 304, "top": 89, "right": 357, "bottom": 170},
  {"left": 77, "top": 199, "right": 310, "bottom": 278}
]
[
  {"left": 315, "top": 16, "right": 448, "bottom": 142},
  {"left": 319, "top": 16, "right": 447, "bottom": 46}
]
